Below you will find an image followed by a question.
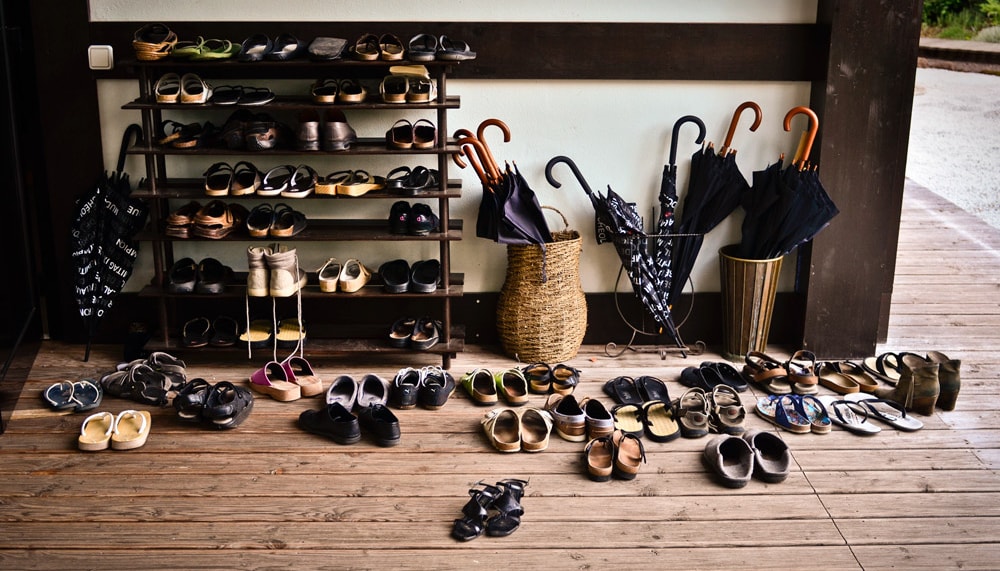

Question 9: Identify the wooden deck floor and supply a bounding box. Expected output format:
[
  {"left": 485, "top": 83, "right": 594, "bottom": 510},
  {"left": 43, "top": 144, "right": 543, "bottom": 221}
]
[{"left": 1, "top": 180, "right": 998, "bottom": 570}]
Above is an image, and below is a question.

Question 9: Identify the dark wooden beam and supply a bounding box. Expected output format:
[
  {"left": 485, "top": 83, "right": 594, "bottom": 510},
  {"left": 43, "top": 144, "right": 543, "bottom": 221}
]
[
  {"left": 801, "top": 0, "right": 921, "bottom": 357},
  {"left": 90, "top": 22, "right": 826, "bottom": 81}
]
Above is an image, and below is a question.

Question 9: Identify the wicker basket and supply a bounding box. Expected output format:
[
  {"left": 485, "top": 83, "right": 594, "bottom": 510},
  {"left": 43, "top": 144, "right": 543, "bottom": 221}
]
[{"left": 496, "top": 207, "right": 587, "bottom": 362}]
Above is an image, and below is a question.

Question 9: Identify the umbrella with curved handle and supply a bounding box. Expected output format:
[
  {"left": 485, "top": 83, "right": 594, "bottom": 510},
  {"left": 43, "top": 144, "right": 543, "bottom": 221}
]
[
  {"left": 669, "top": 115, "right": 707, "bottom": 169},
  {"left": 720, "top": 101, "right": 762, "bottom": 157},
  {"left": 476, "top": 118, "right": 510, "bottom": 175},
  {"left": 545, "top": 155, "right": 684, "bottom": 349},
  {"left": 451, "top": 128, "right": 476, "bottom": 170},
  {"left": 784, "top": 105, "right": 819, "bottom": 169}
]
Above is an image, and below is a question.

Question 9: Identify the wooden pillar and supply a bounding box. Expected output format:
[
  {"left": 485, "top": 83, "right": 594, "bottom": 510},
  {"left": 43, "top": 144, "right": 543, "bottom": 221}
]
[{"left": 800, "top": 0, "right": 922, "bottom": 357}]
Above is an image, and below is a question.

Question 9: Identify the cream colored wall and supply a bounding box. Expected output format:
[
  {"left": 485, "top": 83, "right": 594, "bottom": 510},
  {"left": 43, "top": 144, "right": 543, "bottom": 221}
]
[{"left": 93, "top": 1, "right": 816, "bottom": 296}]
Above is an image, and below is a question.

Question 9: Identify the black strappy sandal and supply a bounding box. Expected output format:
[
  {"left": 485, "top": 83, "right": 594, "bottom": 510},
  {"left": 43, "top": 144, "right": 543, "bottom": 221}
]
[
  {"left": 485, "top": 479, "right": 528, "bottom": 537},
  {"left": 451, "top": 482, "right": 501, "bottom": 542}
]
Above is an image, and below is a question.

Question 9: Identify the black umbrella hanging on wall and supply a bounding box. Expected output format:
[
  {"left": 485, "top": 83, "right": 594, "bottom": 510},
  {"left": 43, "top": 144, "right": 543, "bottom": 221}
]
[{"left": 71, "top": 124, "right": 148, "bottom": 361}]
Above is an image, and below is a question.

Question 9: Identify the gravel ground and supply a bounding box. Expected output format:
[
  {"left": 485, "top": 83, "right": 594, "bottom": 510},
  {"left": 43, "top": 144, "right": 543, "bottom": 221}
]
[{"left": 907, "top": 65, "right": 1000, "bottom": 229}]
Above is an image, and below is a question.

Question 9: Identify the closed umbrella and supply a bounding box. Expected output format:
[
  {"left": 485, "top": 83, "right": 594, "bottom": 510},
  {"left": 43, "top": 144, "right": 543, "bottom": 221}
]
[
  {"left": 71, "top": 124, "right": 149, "bottom": 361},
  {"left": 739, "top": 106, "right": 838, "bottom": 259},
  {"left": 668, "top": 102, "right": 761, "bottom": 304},
  {"left": 653, "top": 115, "right": 705, "bottom": 300},
  {"left": 545, "top": 155, "right": 684, "bottom": 349}
]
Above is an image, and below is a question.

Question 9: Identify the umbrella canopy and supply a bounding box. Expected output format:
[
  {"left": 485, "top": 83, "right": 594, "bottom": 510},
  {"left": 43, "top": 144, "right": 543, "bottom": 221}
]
[
  {"left": 667, "top": 102, "right": 761, "bottom": 305},
  {"left": 545, "top": 155, "right": 684, "bottom": 349},
  {"left": 71, "top": 124, "right": 148, "bottom": 361},
  {"left": 456, "top": 120, "right": 552, "bottom": 246},
  {"left": 654, "top": 115, "right": 706, "bottom": 300},
  {"left": 738, "top": 106, "right": 838, "bottom": 259}
]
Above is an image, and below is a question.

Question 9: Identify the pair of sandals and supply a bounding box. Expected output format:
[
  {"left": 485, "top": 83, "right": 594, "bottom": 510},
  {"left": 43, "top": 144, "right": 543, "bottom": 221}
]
[
  {"left": 237, "top": 33, "right": 306, "bottom": 62},
  {"left": 100, "top": 357, "right": 187, "bottom": 408},
  {"left": 378, "top": 74, "right": 436, "bottom": 104},
  {"left": 41, "top": 380, "right": 102, "bottom": 413},
  {"left": 171, "top": 37, "right": 239, "bottom": 60},
  {"left": 174, "top": 379, "right": 254, "bottom": 429},
  {"left": 202, "top": 161, "right": 262, "bottom": 197},
  {"left": 349, "top": 33, "right": 405, "bottom": 61},
  {"left": 246, "top": 203, "right": 307, "bottom": 239},
  {"left": 388, "top": 316, "right": 442, "bottom": 350},
  {"left": 153, "top": 73, "right": 213, "bottom": 104},
  {"left": 156, "top": 120, "right": 217, "bottom": 149},
  {"left": 602, "top": 375, "right": 670, "bottom": 405},
  {"left": 385, "top": 118, "right": 436, "bottom": 150},
  {"left": 452, "top": 479, "right": 527, "bottom": 541},
  {"left": 407, "top": 33, "right": 477, "bottom": 62},
  {"left": 210, "top": 85, "right": 275, "bottom": 106},
  {"left": 386, "top": 166, "right": 439, "bottom": 194},
  {"left": 181, "top": 315, "right": 239, "bottom": 348},
  {"left": 743, "top": 350, "right": 820, "bottom": 395},
  {"left": 316, "top": 170, "right": 385, "bottom": 196},
  {"left": 311, "top": 78, "right": 367, "bottom": 104}
]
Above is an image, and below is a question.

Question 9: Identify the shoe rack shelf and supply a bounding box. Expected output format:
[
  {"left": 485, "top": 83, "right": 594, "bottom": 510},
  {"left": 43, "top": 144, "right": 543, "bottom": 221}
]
[{"left": 124, "top": 58, "right": 466, "bottom": 368}]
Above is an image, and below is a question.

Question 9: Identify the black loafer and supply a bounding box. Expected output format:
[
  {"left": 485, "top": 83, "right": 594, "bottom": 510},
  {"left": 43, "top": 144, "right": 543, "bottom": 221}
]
[
  {"left": 298, "top": 402, "right": 361, "bottom": 445},
  {"left": 237, "top": 34, "right": 273, "bottom": 62},
  {"left": 410, "top": 259, "right": 440, "bottom": 293},
  {"left": 357, "top": 403, "right": 400, "bottom": 447},
  {"left": 379, "top": 259, "right": 410, "bottom": 293},
  {"left": 267, "top": 33, "right": 305, "bottom": 60}
]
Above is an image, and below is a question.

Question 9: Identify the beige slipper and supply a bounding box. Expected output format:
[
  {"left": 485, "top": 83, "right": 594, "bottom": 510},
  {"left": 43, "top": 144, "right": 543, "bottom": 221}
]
[
  {"left": 78, "top": 411, "right": 115, "bottom": 451},
  {"left": 110, "top": 410, "right": 152, "bottom": 450}
]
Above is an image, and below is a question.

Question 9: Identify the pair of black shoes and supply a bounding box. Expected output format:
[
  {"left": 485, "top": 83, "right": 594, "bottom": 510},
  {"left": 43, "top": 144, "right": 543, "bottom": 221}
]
[
  {"left": 378, "top": 258, "right": 440, "bottom": 293},
  {"left": 679, "top": 361, "right": 749, "bottom": 392},
  {"left": 389, "top": 366, "right": 456, "bottom": 410},
  {"left": 389, "top": 201, "right": 439, "bottom": 235},
  {"left": 452, "top": 479, "right": 528, "bottom": 541},
  {"left": 174, "top": 379, "right": 254, "bottom": 430},
  {"left": 299, "top": 402, "right": 400, "bottom": 447},
  {"left": 167, "top": 257, "right": 233, "bottom": 294}
]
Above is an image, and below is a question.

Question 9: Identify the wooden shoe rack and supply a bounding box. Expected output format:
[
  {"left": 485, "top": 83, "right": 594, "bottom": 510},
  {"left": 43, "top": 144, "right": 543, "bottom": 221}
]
[{"left": 124, "top": 58, "right": 464, "bottom": 369}]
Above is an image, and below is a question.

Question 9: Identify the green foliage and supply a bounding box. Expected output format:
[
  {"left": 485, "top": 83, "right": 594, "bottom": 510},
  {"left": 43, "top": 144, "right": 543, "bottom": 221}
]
[
  {"left": 981, "top": 0, "right": 1000, "bottom": 23},
  {"left": 924, "top": 0, "right": 980, "bottom": 25}
]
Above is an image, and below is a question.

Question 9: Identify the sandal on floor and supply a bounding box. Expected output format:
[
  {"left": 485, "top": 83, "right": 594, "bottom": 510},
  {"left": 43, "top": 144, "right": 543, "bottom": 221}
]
[
  {"left": 743, "top": 351, "right": 793, "bottom": 395},
  {"left": 602, "top": 376, "right": 642, "bottom": 405},
  {"left": 282, "top": 356, "right": 323, "bottom": 398},
  {"left": 786, "top": 350, "right": 820, "bottom": 394},
  {"left": 611, "top": 403, "right": 644, "bottom": 437},
  {"left": 451, "top": 482, "right": 502, "bottom": 541},
  {"left": 78, "top": 411, "right": 115, "bottom": 451},
  {"left": 41, "top": 381, "right": 76, "bottom": 411},
  {"left": 834, "top": 361, "right": 880, "bottom": 393},
  {"left": 127, "top": 363, "right": 172, "bottom": 407},
  {"left": 817, "top": 361, "right": 861, "bottom": 394},
  {"left": 110, "top": 410, "right": 152, "bottom": 450},
  {"left": 862, "top": 352, "right": 903, "bottom": 385},
  {"left": 635, "top": 375, "right": 669, "bottom": 402},
  {"left": 795, "top": 394, "right": 832, "bottom": 434},
  {"left": 844, "top": 393, "right": 923, "bottom": 431},
  {"left": 174, "top": 378, "right": 212, "bottom": 422},
  {"left": 70, "top": 380, "right": 103, "bottom": 412},
  {"left": 674, "top": 387, "right": 710, "bottom": 438},
  {"left": 249, "top": 361, "right": 301, "bottom": 401},
  {"left": 641, "top": 400, "right": 680, "bottom": 442},
  {"left": 202, "top": 381, "right": 254, "bottom": 429},
  {"left": 755, "top": 394, "right": 811, "bottom": 434},
  {"left": 485, "top": 479, "right": 528, "bottom": 537},
  {"left": 817, "top": 395, "right": 881, "bottom": 435}
]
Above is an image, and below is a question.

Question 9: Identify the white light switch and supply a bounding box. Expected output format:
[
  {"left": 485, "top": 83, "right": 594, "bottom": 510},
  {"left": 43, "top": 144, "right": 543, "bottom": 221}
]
[{"left": 88, "top": 45, "right": 114, "bottom": 70}]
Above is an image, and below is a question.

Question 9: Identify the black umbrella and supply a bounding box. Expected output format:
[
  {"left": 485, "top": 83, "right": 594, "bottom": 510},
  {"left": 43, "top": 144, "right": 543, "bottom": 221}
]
[
  {"left": 739, "top": 106, "right": 838, "bottom": 259},
  {"left": 545, "top": 155, "right": 684, "bottom": 349},
  {"left": 71, "top": 124, "right": 149, "bottom": 361},
  {"left": 667, "top": 103, "right": 761, "bottom": 305},
  {"left": 654, "top": 115, "right": 706, "bottom": 299},
  {"left": 457, "top": 126, "right": 551, "bottom": 246}
]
